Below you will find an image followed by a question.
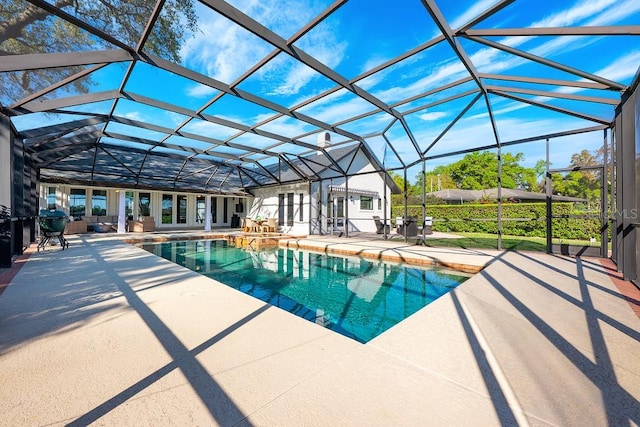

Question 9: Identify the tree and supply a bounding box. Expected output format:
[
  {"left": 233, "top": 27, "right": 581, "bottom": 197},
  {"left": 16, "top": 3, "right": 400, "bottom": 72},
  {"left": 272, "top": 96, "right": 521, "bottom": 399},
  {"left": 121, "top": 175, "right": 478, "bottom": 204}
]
[
  {"left": 570, "top": 149, "right": 599, "bottom": 168},
  {"left": 551, "top": 171, "right": 600, "bottom": 203},
  {"left": 569, "top": 149, "right": 599, "bottom": 181},
  {"left": 0, "top": 0, "right": 197, "bottom": 103},
  {"left": 388, "top": 171, "right": 405, "bottom": 192},
  {"left": 551, "top": 148, "right": 602, "bottom": 204},
  {"left": 388, "top": 171, "right": 408, "bottom": 205},
  {"left": 414, "top": 168, "right": 456, "bottom": 193},
  {"left": 438, "top": 151, "right": 538, "bottom": 190}
]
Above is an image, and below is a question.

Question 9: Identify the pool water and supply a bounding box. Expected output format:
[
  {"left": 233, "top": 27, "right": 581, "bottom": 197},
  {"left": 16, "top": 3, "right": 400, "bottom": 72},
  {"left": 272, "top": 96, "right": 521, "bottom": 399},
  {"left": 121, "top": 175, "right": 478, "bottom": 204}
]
[{"left": 140, "top": 240, "right": 470, "bottom": 343}]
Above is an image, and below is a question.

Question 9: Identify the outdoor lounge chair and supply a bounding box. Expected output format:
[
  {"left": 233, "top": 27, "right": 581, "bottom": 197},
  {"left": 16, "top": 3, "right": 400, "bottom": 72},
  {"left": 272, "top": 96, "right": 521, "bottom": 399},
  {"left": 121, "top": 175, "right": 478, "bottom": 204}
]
[{"left": 373, "top": 216, "right": 390, "bottom": 234}]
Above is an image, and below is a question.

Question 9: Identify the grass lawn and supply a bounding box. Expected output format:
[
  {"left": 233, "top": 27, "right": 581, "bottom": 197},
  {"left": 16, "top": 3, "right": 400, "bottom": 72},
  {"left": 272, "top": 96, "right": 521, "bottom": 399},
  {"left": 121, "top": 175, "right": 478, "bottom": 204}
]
[{"left": 422, "top": 232, "right": 604, "bottom": 252}]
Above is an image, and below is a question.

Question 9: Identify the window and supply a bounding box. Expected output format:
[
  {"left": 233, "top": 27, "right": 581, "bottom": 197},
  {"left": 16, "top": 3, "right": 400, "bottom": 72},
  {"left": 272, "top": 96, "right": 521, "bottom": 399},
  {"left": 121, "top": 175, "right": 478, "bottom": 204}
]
[
  {"left": 287, "top": 193, "right": 294, "bottom": 226},
  {"left": 162, "top": 194, "right": 173, "bottom": 224},
  {"left": 125, "top": 191, "right": 134, "bottom": 218},
  {"left": 211, "top": 197, "right": 217, "bottom": 223},
  {"left": 378, "top": 197, "right": 382, "bottom": 210},
  {"left": 69, "top": 188, "right": 86, "bottom": 219},
  {"left": 299, "top": 193, "right": 304, "bottom": 221},
  {"left": 139, "top": 192, "right": 151, "bottom": 217},
  {"left": 177, "top": 195, "right": 187, "bottom": 224},
  {"left": 46, "top": 187, "right": 56, "bottom": 210},
  {"left": 278, "top": 194, "right": 285, "bottom": 226},
  {"left": 196, "top": 196, "right": 205, "bottom": 223},
  {"left": 223, "top": 197, "right": 229, "bottom": 223},
  {"left": 360, "top": 196, "right": 373, "bottom": 210},
  {"left": 92, "top": 190, "right": 107, "bottom": 215}
]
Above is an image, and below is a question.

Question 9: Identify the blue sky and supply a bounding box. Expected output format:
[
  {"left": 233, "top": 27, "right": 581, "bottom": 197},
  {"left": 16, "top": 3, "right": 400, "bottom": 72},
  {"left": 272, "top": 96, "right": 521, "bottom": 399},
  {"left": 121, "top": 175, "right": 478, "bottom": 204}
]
[{"left": 7, "top": 0, "right": 640, "bottom": 176}]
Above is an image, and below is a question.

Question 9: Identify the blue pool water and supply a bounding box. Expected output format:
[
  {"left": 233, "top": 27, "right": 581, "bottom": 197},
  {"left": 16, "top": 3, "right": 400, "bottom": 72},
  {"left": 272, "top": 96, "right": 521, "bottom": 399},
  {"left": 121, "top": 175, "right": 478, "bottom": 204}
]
[{"left": 140, "top": 240, "right": 470, "bottom": 343}]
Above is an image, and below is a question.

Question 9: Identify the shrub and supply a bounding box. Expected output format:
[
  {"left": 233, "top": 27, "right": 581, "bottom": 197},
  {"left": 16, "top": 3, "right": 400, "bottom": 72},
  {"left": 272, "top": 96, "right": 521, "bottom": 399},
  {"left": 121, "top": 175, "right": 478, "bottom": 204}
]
[{"left": 392, "top": 202, "right": 602, "bottom": 240}]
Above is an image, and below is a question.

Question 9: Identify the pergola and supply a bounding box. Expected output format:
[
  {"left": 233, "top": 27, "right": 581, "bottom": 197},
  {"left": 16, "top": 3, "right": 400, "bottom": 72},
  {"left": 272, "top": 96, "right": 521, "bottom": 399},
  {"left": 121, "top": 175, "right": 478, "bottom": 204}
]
[{"left": 1, "top": 0, "right": 639, "bottom": 280}]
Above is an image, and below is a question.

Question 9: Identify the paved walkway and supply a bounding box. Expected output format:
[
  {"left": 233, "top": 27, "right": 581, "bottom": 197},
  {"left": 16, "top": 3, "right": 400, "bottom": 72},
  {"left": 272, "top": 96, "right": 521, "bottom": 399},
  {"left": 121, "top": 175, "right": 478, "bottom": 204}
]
[{"left": 1, "top": 232, "right": 639, "bottom": 426}]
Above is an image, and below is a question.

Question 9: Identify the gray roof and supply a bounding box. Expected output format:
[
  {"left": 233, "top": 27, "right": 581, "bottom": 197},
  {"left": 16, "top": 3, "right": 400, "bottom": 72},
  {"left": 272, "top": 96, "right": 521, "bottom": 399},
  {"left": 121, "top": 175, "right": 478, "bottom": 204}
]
[{"left": 428, "top": 188, "right": 587, "bottom": 203}]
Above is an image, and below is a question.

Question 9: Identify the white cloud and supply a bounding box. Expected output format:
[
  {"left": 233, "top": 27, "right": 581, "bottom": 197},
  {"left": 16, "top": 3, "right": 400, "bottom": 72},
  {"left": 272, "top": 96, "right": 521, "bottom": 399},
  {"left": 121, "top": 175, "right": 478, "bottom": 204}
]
[
  {"left": 259, "top": 23, "right": 347, "bottom": 97},
  {"left": 502, "top": 0, "right": 638, "bottom": 59},
  {"left": 296, "top": 88, "right": 380, "bottom": 125},
  {"left": 374, "top": 0, "right": 638, "bottom": 113},
  {"left": 165, "top": 111, "right": 187, "bottom": 127},
  {"left": 266, "top": 61, "right": 322, "bottom": 96},
  {"left": 254, "top": 115, "right": 311, "bottom": 138},
  {"left": 180, "top": 1, "right": 283, "bottom": 84},
  {"left": 550, "top": 50, "right": 640, "bottom": 98},
  {"left": 372, "top": 57, "right": 468, "bottom": 104},
  {"left": 449, "top": 0, "right": 502, "bottom": 30},
  {"left": 181, "top": 9, "right": 271, "bottom": 84},
  {"left": 593, "top": 50, "right": 640, "bottom": 82},
  {"left": 186, "top": 83, "right": 218, "bottom": 98},
  {"left": 182, "top": 119, "right": 238, "bottom": 139},
  {"left": 124, "top": 111, "right": 142, "bottom": 122},
  {"left": 419, "top": 111, "right": 448, "bottom": 121},
  {"left": 588, "top": 0, "right": 640, "bottom": 25},
  {"left": 534, "top": 0, "right": 618, "bottom": 27},
  {"left": 181, "top": 0, "right": 346, "bottom": 98}
]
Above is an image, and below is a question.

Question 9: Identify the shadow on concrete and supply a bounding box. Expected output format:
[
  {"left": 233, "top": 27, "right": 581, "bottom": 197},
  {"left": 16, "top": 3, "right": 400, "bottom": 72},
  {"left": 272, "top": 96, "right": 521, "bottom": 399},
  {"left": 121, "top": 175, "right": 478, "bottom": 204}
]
[
  {"left": 449, "top": 290, "right": 522, "bottom": 425},
  {"left": 65, "top": 240, "right": 264, "bottom": 426},
  {"left": 0, "top": 244, "right": 195, "bottom": 353},
  {"left": 477, "top": 251, "right": 640, "bottom": 425}
]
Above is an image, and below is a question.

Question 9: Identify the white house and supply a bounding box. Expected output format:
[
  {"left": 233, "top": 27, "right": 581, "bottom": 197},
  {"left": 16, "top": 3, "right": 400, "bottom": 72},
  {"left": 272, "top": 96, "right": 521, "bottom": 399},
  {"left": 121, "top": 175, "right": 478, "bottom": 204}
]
[
  {"left": 244, "top": 138, "right": 400, "bottom": 235},
  {"left": 39, "top": 137, "right": 400, "bottom": 235}
]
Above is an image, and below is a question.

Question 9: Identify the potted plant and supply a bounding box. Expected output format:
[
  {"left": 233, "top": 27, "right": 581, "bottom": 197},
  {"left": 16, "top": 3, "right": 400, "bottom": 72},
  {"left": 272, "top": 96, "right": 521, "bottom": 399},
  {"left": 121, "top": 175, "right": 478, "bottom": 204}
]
[{"left": 0, "top": 205, "right": 11, "bottom": 268}]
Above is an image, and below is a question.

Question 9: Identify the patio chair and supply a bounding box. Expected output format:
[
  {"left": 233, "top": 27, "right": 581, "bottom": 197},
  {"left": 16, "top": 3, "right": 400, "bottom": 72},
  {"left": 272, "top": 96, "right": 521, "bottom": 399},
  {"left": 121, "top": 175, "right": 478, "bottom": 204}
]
[
  {"left": 423, "top": 216, "right": 434, "bottom": 235},
  {"left": 372, "top": 216, "right": 390, "bottom": 234},
  {"left": 266, "top": 218, "right": 277, "bottom": 232},
  {"left": 396, "top": 217, "right": 417, "bottom": 236},
  {"left": 244, "top": 218, "right": 256, "bottom": 232}
]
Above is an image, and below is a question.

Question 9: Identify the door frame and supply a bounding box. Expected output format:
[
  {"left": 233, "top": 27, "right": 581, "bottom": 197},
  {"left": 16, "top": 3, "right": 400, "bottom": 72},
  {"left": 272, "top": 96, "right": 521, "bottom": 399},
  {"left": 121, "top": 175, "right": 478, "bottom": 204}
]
[{"left": 545, "top": 165, "right": 607, "bottom": 257}]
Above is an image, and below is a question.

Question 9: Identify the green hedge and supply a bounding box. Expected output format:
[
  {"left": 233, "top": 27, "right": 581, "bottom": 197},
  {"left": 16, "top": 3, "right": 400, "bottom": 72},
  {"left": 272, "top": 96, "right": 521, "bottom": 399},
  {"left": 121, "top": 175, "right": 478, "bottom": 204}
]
[{"left": 391, "top": 202, "right": 602, "bottom": 240}]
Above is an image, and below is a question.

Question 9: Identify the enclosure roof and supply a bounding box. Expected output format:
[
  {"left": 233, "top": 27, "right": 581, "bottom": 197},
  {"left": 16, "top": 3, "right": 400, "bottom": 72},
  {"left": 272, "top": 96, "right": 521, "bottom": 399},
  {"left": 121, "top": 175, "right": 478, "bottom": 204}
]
[{"left": 1, "top": 0, "right": 639, "bottom": 194}]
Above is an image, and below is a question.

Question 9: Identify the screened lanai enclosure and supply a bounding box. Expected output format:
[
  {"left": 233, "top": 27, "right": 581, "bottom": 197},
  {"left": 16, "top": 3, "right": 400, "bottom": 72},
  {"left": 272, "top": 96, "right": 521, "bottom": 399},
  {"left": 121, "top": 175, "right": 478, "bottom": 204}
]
[{"left": 0, "top": 0, "right": 639, "bottom": 282}]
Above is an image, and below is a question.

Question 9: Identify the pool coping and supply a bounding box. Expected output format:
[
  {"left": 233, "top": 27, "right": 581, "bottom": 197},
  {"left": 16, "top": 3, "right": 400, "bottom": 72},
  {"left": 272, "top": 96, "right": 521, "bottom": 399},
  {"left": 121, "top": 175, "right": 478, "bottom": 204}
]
[
  {"left": 280, "top": 238, "right": 492, "bottom": 274},
  {"left": 120, "top": 232, "right": 491, "bottom": 275}
]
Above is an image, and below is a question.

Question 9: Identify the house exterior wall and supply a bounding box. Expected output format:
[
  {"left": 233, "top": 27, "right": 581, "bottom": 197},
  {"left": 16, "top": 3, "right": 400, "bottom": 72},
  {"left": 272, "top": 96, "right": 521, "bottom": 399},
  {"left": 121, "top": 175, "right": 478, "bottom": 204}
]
[
  {"left": 38, "top": 183, "right": 248, "bottom": 230},
  {"left": 248, "top": 149, "right": 393, "bottom": 235},
  {"left": 248, "top": 182, "right": 308, "bottom": 235},
  {"left": 316, "top": 148, "right": 392, "bottom": 234},
  {"left": 315, "top": 171, "right": 391, "bottom": 234}
]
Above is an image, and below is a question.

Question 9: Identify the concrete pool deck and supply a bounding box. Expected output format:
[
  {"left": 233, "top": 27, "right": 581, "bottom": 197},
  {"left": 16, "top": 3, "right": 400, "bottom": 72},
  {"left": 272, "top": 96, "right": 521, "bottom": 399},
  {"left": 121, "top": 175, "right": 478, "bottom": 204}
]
[{"left": 1, "top": 232, "right": 639, "bottom": 425}]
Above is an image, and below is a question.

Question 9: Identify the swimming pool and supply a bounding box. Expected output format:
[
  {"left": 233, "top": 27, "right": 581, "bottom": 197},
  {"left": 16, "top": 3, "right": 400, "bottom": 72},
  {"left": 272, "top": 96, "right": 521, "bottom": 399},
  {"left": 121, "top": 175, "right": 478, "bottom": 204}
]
[{"left": 140, "top": 240, "right": 470, "bottom": 343}]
